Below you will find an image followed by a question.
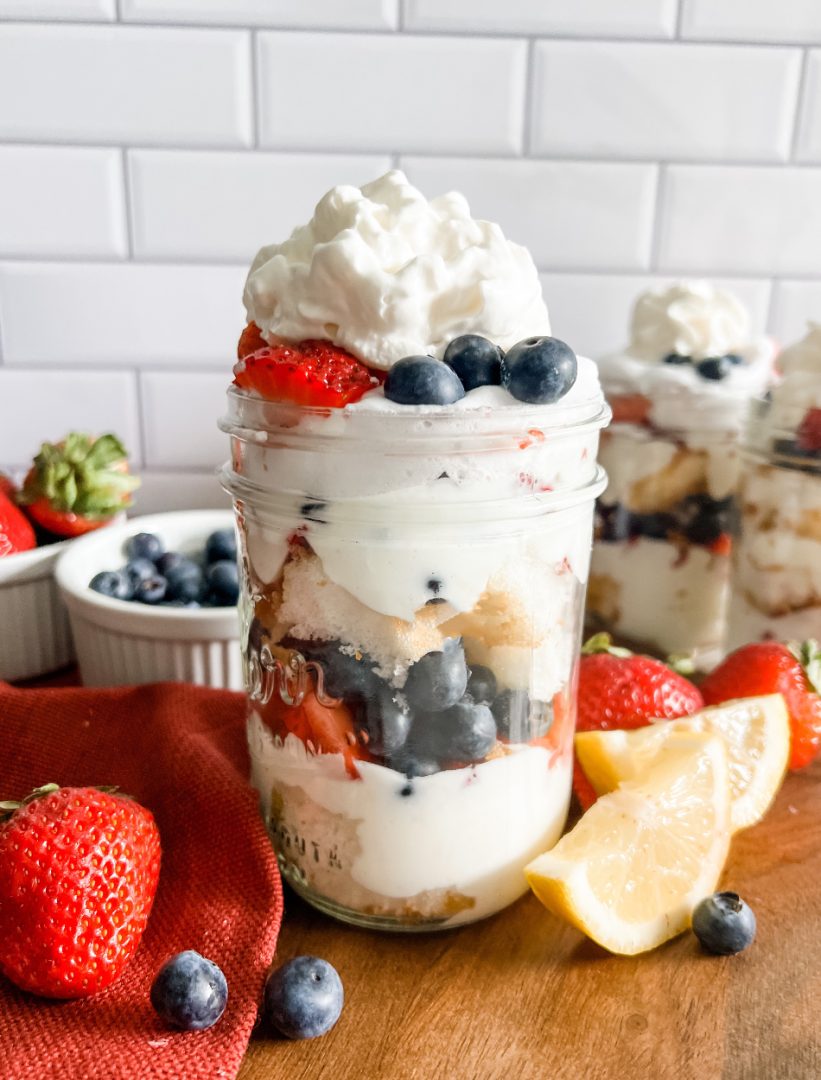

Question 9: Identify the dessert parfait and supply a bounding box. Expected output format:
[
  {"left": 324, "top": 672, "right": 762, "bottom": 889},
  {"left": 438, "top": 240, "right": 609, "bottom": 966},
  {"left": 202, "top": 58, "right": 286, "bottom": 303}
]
[
  {"left": 220, "top": 171, "right": 609, "bottom": 929},
  {"left": 728, "top": 323, "right": 821, "bottom": 646},
  {"left": 587, "top": 282, "right": 776, "bottom": 668}
]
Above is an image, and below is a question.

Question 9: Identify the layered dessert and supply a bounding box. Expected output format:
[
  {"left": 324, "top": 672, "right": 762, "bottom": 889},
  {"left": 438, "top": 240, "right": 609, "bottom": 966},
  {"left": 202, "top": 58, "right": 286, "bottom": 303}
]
[
  {"left": 728, "top": 323, "right": 821, "bottom": 645},
  {"left": 219, "top": 172, "right": 609, "bottom": 929},
  {"left": 587, "top": 282, "right": 776, "bottom": 667}
]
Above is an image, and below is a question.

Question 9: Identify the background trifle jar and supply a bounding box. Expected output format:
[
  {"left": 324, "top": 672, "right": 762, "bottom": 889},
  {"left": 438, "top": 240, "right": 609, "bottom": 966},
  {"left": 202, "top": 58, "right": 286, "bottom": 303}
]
[
  {"left": 221, "top": 390, "right": 608, "bottom": 930},
  {"left": 728, "top": 323, "right": 821, "bottom": 646},
  {"left": 587, "top": 282, "right": 776, "bottom": 669}
]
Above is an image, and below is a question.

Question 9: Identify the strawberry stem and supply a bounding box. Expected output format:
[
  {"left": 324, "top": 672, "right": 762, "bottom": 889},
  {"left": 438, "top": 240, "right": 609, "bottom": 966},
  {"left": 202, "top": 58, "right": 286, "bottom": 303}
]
[
  {"left": 0, "top": 784, "right": 122, "bottom": 823},
  {"left": 581, "top": 632, "right": 633, "bottom": 658}
]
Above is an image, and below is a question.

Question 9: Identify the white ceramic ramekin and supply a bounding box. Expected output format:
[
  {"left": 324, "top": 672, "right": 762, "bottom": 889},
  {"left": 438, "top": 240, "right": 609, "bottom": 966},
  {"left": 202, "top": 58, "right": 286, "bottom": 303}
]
[
  {"left": 0, "top": 539, "right": 73, "bottom": 681},
  {"left": 56, "top": 510, "right": 242, "bottom": 690}
]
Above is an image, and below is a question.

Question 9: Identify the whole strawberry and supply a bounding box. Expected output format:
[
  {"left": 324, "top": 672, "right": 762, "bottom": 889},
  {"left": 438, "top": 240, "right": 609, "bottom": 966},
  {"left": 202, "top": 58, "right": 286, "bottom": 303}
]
[
  {"left": 0, "top": 784, "right": 161, "bottom": 999},
  {"left": 573, "top": 634, "right": 704, "bottom": 809},
  {"left": 702, "top": 640, "right": 821, "bottom": 770},
  {"left": 20, "top": 432, "right": 139, "bottom": 539}
]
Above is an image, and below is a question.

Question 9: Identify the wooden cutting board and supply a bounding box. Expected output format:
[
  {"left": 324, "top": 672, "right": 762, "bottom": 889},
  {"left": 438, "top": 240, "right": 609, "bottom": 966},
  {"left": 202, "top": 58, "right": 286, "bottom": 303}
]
[{"left": 239, "top": 762, "right": 821, "bottom": 1080}]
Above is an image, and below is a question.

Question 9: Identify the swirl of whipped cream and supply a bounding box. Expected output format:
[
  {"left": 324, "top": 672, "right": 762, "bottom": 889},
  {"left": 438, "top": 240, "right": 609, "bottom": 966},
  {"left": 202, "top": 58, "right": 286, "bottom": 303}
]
[
  {"left": 768, "top": 322, "right": 821, "bottom": 434},
  {"left": 243, "top": 170, "right": 551, "bottom": 371},
  {"left": 629, "top": 281, "right": 750, "bottom": 362}
]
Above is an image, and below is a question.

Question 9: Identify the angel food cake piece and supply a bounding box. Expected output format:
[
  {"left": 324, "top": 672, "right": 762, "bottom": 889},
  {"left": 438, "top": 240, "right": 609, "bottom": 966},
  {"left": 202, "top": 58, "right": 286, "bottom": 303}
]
[
  {"left": 588, "top": 282, "right": 776, "bottom": 667},
  {"left": 220, "top": 171, "right": 609, "bottom": 927},
  {"left": 728, "top": 323, "right": 821, "bottom": 645}
]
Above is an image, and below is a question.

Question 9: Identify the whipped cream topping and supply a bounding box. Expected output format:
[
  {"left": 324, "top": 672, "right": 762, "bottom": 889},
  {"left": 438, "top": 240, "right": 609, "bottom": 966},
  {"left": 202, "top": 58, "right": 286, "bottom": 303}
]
[
  {"left": 767, "top": 322, "right": 821, "bottom": 435},
  {"left": 243, "top": 170, "right": 551, "bottom": 371},
  {"left": 629, "top": 281, "right": 750, "bottom": 361},
  {"left": 597, "top": 281, "right": 775, "bottom": 433}
]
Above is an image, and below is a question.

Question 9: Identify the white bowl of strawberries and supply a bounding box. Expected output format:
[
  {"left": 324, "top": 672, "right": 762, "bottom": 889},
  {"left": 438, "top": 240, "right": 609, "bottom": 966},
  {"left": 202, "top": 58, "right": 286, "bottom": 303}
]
[{"left": 0, "top": 433, "right": 137, "bottom": 681}]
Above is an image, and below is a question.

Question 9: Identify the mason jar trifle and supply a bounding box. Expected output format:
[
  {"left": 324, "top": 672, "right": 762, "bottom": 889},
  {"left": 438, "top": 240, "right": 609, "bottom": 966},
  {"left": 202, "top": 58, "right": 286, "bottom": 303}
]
[
  {"left": 219, "top": 172, "right": 609, "bottom": 930},
  {"left": 586, "top": 282, "right": 776, "bottom": 669},
  {"left": 728, "top": 323, "right": 821, "bottom": 646}
]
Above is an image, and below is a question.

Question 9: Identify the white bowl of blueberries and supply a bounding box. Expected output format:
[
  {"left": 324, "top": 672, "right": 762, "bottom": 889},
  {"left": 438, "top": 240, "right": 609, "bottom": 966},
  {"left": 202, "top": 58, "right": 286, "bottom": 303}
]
[{"left": 55, "top": 510, "right": 242, "bottom": 690}]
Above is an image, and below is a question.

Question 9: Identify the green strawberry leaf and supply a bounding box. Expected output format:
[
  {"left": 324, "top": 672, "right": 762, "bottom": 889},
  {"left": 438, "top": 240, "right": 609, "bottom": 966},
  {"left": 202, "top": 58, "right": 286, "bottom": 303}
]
[
  {"left": 21, "top": 433, "right": 139, "bottom": 516},
  {"left": 581, "top": 632, "right": 633, "bottom": 658}
]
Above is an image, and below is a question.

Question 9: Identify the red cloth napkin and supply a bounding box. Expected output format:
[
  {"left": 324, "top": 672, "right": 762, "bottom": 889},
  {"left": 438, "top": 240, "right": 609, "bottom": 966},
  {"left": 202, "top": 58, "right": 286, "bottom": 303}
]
[{"left": 0, "top": 679, "right": 283, "bottom": 1080}]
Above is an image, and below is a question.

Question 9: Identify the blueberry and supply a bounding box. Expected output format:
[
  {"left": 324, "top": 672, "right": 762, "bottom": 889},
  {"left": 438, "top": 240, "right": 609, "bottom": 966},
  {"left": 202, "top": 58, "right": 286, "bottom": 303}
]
[
  {"left": 156, "top": 550, "right": 187, "bottom": 576},
  {"left": 466, "top": 664, "right": 497, "bottom": 705},
  {"left": 402, "top": 638, "right": 468, "bottom": 712},
  {"left": 263, "top": 956, "right": 343, "bottom": 1040},
  {"left": 205, "top": 560, "right": 239, "bottom": 605},
  {"left": 165, "top": 559, "right": 204, "bottom": 602},
  {"left": 662, "top": 353, "right": 691, "bottom": 365},
  {"left": 360, "top": 686, "right": 412, "bottom": 757},
  {"left": 411, "top": 698, "right": 497, "bottom": 764},
  {"left": 633, "top": 512, "right": 676, "bottom": 541},
  {"left": 205, "top": 527, "right": 237, "bottom": 564},
  {"left": 164, "top": 599, "right": 201, "bottom": 608},
  {"left": 725, "top": 353, "right": 744, "bottom": 366},
  {"left": 389, "top": 751, "right": 440, "bottom": 780},
  {"left": 384, "top": 356, "right": 466, "bottom": 406},
  {"left": 442, "top": 335, "right": 503, "bottom": 391},
  {"left": 678, "top": 494, "right": 736, "bottom": 546},
  {"left": 150, "top": 950, "right": 228, "bottom": 1031},
  {"left": 697, "top": 356, "right": 731, "bottom": 381},
  {"left": 501, "top": 336, "right": 577, "bottom": 405},
  {"left": 89, "top": 569, "right": 133, "bottom": 601},
  {"left": 134, "top": 573, "right": 168, "bottom": 604},
  {"left": 125, "top": 532, "right": 164, "bottom": 563},
  {"left": 596, "top": 503, "right": 635, "bottom": 543},
  {"left": 492, "top": 690, "right": 552, "bottom": 741},
  {"left": 692, "top": 892, "right": 756, "bottom": 955},
  {"left": 289, "top": 639, "right": 378, "bottom": 701},
  {"left": 124, "top": 557, "right": 157, "bottom": 589}
]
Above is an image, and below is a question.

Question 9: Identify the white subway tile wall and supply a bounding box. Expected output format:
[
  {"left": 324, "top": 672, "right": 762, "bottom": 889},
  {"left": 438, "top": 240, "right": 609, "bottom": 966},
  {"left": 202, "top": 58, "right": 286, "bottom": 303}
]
[{"left": 0, "top": 4, "right": 819, "bottom": 511}]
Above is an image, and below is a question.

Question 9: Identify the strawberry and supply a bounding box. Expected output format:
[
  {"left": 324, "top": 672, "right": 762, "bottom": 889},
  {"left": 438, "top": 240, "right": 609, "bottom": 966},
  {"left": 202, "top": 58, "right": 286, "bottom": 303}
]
[
  {"left": 609, "top": 393, "right": 651, "bottom": 425},
  {"left": 238, "top": 321, "right": 266, "bottom": 360},
  {"left": 0, "top": 472, "right": 16, "bottom": 500},
  {"left": 20, "top": 432, "right": 139, "bottom": 538},
  {"left": 573, "top": 634, "right": 704, "bottom": 809},
  {"left": 0, "top": 784, "right": 161, "bottom": 999},
  {"left": 234, "top": 340, "right": 381, "bottom": 408},
  {"left": 796, "top": 407, "right": 821, "bottom": 454},
  {"left": 262, "top": 690, "right": 367, "bottom": 779},
  {"left": 701, "top": 640, "right": 821, "bottom": 770},
  {"left": 0, "top": 488, "right": 36, "bottom": 557},
  {"left": 708, "top": 532, "right": 733, "bottom": 558}
]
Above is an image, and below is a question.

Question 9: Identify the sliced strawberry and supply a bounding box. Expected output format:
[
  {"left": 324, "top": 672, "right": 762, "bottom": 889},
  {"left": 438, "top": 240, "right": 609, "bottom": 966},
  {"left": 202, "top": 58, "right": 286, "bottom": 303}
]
[
  {"left": 610, "top": 393, "right": 652, "bottom": 425},
  {"left": 796, "top": 407, "right": 821, "bottom": 453},
  {"left": 238, "top": 322, "right": 266, "bottom": 360},
  {"left": 20, "top": 433, "right": 139, "bottom": 539},
  {"left": 233, "top": 340, "right": 381, "bottom": 408},
  {"left": 300, "top": 692, "right": 365, "bottom": 778},
  {"left": 0, "top": 490, "right": 36, "bottom": 557}
]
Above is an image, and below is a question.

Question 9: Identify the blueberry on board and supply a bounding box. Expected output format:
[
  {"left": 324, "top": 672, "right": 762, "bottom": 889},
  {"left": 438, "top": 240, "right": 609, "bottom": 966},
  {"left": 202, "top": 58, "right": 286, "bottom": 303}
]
[
  {"left": 501, "top": 336, "right": 578, "bottom": 405},
  {"left": 165, "top": 559, "right": 204, "bottom": 602},
  {"left": 150, "top": 950, "right": 228, "bottom": 1031},
  {"left": 125, "top": 532, "right": 164, "bottom": 563},
  {"left": 89, "top": 569, "right": 133, "bottom": 601},
  {"left": 402, "top": 638, "right": 469, "bottom": 712},
  {"left": 443, "top": 334, "right": 504, "bottom": 391},
  {"left": 361, "top": 686, "right": 412, "bottom": 758},
  {"left": 466, "top": 664, "right": 497, "bottom": 705},
  {"left": 412, "top": 698, "right": 497, "bottom": 764},
  {"left": 662, "top": 353, "right": 691, "bottom": 365},
  {"left": 205, "top": 560, "right": 239, "bottom": 605},
  {"left": 263, "top": 956, "right": 344, "bottom": 1040},
  {"left": 156, "top": 550, "right": 187, "bottom": 576},
  {"left": 697, "top": 356, "right": 731, "bottom": 381},
  {"left": 205, "top": 527, "right": 237, "bottom": 564},
  {"left": 692, "top": 892, "right": 756, "bottom": 955},
  {"left": 134, "top": 573, "right": 168, "bottom": 605},
  {"left": 384, "top": 356, "right": 466, "bottom": 406}
]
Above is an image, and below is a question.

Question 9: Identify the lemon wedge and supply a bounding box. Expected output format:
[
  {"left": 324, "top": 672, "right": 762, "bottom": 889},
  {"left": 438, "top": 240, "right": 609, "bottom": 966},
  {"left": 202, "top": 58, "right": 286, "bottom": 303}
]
[
  {"left": 575, "top": 694, "right": 789, "bottom": 833},
  {"left": 526, "top": 733, "right": 730, "bottom": 955}
]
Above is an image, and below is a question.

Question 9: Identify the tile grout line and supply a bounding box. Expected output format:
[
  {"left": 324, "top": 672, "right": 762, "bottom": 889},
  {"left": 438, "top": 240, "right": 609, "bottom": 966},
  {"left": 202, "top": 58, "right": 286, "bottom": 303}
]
[
  {"left": 763, "top": 278, "right": 780, "bottom": 337},
  {"left": 647, "top": 164, "right": 667, "bottom": 272},
  {"left": 133, "top": 368, "right": 149, "bottom": 468},
  {"left": 249, "top": 29, "right": 260, "bottom": 149},
  {"left": 521, "top": 39, "right": 536, "bottom": 156},
  {"left": 674, "top": 0, "right": 685, "bottom": 40},
  {"left": 396, "top": 0, "right": 405, "bottom": 33},
  {"left": 120, "top": 148, "right": 135, "bottom": 258},
  {"left": 788, "top": 48, "right": 810, "bottom": 161}
]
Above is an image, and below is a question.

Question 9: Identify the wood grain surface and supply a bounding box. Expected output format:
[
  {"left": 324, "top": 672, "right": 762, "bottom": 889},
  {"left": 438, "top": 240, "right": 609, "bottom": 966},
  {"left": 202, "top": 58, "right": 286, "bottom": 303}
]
[{"left": 240, "top": 762, "right": 821, "bottom": 1080}]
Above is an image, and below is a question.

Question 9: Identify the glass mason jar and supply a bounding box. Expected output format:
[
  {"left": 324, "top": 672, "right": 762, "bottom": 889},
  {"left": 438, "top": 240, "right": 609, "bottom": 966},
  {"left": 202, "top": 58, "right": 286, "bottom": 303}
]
[
  {"left": 587, "top": 421, "right": 741, "bottom": 669},
  {"left": 220, "top": 387, "right": 608, "bottom": 931},
  {"left": 728, "top": 399, "right": 821, "bottom": 646}
]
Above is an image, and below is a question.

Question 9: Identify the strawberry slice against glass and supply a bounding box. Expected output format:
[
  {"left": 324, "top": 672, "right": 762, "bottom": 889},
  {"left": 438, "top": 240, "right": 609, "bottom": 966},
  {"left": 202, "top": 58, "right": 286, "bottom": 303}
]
[{"left": 234, "top": 341, "right": 382, "bottom": 408}]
